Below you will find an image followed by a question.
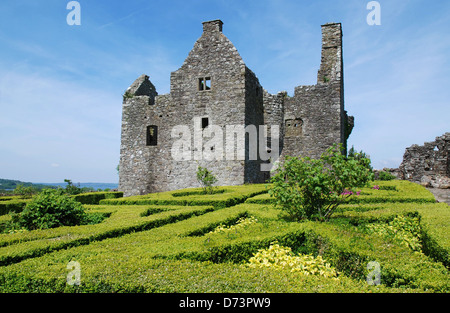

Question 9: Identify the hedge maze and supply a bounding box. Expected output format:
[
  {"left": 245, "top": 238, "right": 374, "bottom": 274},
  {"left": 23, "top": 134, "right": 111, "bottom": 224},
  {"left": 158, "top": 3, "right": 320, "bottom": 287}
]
[{"left": 0, "top": 181, "right": 448, "bottom": 293}]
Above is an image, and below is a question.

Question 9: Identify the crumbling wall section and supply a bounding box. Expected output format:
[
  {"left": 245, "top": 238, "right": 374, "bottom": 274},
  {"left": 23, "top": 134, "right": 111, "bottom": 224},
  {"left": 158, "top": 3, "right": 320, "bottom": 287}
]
[
  {"left": 118, "top": 75, "right": 160, "bottom": 196},
  {"left": 398, "top": 132, "right": 450, "bottom": 189},
  {"left": 281, "top": 23, "right": 352, "bottom": 160}
]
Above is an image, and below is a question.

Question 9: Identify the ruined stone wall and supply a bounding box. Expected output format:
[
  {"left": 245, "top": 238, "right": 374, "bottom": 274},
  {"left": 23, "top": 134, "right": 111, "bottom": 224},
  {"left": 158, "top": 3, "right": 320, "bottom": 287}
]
[
  {"left": 282, "top": 83, "right": 342, "bottom": 159},
  {"left": 281, "top": 23, "right": 351, "bottom": 160},
  {"left": 118, "top": 75, "right": 160, "bottom": 196},
  {"left": 244, "top": 66, "right": 265, "bottom": 183},
  {"left": 262, "top": 90, "right": 285, "bottom": 176},
  {"left": 398, "top": 132, "right": 450, "bottom": 188}
]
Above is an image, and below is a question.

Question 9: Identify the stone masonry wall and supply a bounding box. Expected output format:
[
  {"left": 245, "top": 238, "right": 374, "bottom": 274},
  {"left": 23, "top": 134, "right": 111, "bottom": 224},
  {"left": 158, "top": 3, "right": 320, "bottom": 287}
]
[
  {"left": 398, "top": 132, "right": 450, "bottom": 189},
  {"left": 281, "top": 23, "right": 351, "bottom": 160}
]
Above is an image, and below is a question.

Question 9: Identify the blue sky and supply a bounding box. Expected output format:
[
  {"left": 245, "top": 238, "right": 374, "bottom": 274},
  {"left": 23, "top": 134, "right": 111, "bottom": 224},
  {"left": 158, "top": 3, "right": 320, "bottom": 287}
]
[{"left": 0, "top": 0, "right": 449, "bottom": 183}]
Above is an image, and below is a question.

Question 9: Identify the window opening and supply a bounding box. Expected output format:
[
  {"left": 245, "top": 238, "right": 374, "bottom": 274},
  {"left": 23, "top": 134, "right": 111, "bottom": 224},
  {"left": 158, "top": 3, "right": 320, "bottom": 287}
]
[
  {"left": 201, "top": 117, "right": 209, "bottom": 129},
  {"left": 146, "top": 125, "right": 158, "bottom": 146},
  {"left": 198, "top": 77, "right": 211, "bottom": 91}
]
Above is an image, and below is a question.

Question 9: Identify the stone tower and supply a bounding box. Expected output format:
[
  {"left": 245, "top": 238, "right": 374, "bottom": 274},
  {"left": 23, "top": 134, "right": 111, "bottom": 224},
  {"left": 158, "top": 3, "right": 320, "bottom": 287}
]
[{"left": 118, "top": 20, "right": 353, "bottom": 196}]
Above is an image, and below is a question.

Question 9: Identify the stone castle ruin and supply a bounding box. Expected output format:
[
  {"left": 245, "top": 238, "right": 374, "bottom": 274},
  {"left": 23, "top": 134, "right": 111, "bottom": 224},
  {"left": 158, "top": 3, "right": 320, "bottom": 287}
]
[{"left": 119, "top": 20, "right": 353, "bottom": 196}]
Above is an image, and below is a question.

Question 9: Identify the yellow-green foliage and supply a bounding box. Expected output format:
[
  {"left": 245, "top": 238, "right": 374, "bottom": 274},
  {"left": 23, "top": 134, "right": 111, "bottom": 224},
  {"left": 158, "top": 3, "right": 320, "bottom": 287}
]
[
  {"left": 209, "top": 216, "right": 258, "bottom": 234},
  {"left": 366, "top": 215, "right": 422, "bottom": 251},
  {"left": 247, "top": 243, "right": 339, "bottom": 279}
]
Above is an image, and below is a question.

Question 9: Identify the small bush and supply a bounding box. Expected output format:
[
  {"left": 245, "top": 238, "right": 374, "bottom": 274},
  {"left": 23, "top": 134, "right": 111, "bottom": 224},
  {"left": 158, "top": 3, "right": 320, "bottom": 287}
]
[
  {"left": 378, "top": 171, "right": 396, "bottom": 181},
  {"left": 269, "top": 144, "right": 373, "bottom": 221},
  {"left": 196, "top": 166, "right": 218, "bottom": 194},
  {"left": 7, "top": 189, "right": 91, "bottom": 231}
]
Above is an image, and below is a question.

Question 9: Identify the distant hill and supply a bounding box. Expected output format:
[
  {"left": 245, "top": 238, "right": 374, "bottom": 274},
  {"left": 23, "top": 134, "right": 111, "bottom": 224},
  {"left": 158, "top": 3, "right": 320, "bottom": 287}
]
[{"left": 0, "top": 178, "right": 57, "bottom": 191}]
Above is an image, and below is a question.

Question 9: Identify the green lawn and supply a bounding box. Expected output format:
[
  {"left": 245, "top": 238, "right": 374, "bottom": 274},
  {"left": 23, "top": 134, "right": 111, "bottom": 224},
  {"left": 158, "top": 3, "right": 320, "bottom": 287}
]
[{"left": 0, "top": 180, "right": 448, "bottom": 293}]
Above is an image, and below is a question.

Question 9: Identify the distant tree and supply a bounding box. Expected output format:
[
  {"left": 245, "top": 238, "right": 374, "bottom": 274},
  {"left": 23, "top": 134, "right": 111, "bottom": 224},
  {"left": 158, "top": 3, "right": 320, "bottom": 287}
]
[
  {"left": 64, "top": 179, "right": 85, "bottom": 195},
  {"left": 13, "top": 184, "right": 37, "bottom": 199},
  {"left": 348, "top": 146, "right": 373, "bottom": 172}
]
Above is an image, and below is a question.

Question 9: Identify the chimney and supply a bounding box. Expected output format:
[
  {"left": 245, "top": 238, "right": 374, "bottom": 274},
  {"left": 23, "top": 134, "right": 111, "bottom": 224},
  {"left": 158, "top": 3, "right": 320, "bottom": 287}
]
[
  {"left": 317, "top": 22, "right": 343, "bottom": 84},
  {"left": 202, "top": 19, "right": 223, "bottom": 33}
]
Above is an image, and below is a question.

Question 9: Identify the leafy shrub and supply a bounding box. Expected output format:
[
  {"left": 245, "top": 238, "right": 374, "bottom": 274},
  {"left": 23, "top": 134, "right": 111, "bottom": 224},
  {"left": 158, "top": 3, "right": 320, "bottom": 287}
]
[
  {"left": 63, "top": 179, "right": 96, "bottom": 195},
  {"left": 7, "top": 189, "right": 92, "bottom": 231},
  {"left": 269, "top": 144, "right": 373, "bottom": 221},
  {"left": 247, "top": 242, "right": 339, "bottom": 279},
  {"left": 196, "top": 166, "right": 218, "bottom": 194}
]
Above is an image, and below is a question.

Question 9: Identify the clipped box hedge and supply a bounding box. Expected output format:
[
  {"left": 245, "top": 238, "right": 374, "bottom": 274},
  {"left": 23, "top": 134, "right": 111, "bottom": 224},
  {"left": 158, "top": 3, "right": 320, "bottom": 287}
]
[
  {"left": 0, "top": 199, "right": 30, "bottom": 215},
  {"left": 0, "top": 181, "right": 448, "bottom": 293},
  {"left": 245, "top": 180, "right": 437, "bottom": 205},
  {"left": 0, "top": 191, "right": 124, "bottom": 215},
  {"left": 0, "top": 205, "right": 213, "bottom": 266},
  {"left": 0, "top": 201, "right": 448, "bottom": 292},
  {"left": 99, "top": 184, "right": 269, "bottom": 208},
  {"left": 72, "top": 191, "right": 123, "bottom": 205}
]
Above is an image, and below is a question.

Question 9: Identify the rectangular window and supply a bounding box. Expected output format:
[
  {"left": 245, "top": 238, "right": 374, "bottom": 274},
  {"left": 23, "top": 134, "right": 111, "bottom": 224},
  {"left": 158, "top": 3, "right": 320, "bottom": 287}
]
[
  {"left": 146, "top": 125, "right": 158, "bottom": 146},
  {"left": 198, "top": 77, "right": 211, "bottom": 91},
  {"left": 201, "top": 117, "right": 209, "bottom": 129}
]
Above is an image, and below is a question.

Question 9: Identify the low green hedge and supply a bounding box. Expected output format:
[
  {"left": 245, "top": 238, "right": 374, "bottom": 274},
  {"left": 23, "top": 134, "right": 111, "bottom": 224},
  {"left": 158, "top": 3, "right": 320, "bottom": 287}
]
[
  {"left": 332, "top": 202, "right": 450, "bottom": 268},
  {"left": 0, "top": 256, "right": 399, "bottom": 293},
  {"left": 246, "top": 180, "right": 436, "bottom": 204},
  {"left": 0, "top": 192, "right": 124, "bottom": 215},
  {"left": 0, "top": 202, "right": 448, "bottom": 292},
  {"left": 0, "top": 205, "right": 213, "bottom": 266},
  {"left": 72, "top": 191, "right": 123, "bottom": 205},
  {"left": 0, "top": 181, "right": 448, "bottom": 293},
  {"left": 0, "top": 199, "right": 30, "bottom": 216},
  {"left": 99, "top": 185, "right": 268, "bottom": 208}
]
